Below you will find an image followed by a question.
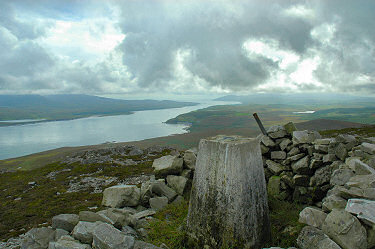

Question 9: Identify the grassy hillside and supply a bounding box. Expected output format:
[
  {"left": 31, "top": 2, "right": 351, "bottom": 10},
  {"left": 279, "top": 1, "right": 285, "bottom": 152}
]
[{"left": 166, "top": 104, "right": 374, "bottom": 133}]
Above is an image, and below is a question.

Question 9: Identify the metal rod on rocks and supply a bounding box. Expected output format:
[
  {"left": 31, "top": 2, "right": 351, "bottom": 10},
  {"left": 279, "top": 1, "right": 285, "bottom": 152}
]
[{"left": 253, "top": 113, "right": 268, "bottom": 136}]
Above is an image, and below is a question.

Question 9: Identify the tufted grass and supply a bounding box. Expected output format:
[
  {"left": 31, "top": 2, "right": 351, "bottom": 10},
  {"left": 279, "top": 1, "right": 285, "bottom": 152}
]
[
  {"left": 146, "top": 196, "right": 305, "bottom": 248},
  {"left": 146, "top": 200, "right": 189, "bottom": 248}
]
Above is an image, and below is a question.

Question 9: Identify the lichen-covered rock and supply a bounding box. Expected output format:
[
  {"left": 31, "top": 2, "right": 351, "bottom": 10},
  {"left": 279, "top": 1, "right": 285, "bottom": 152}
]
[
  {"left": 79, "top": 211, "right": 112, "bottom": 224},
  {"left": 261, "top": 135, "right": 276, "bottom": 147},
  {"left": 21, "top": 227, "right": 56, "bottom": 249},
  {"left": 267, "top": 125, "right": 287, "bottom": 139},
  {"left": 152, "top": 155, "right": 183, "bottom": 176},
  {"left": 346, "top": 158, "right": 375, "bottom": 175},
  {"left": 72, "top": 221, "right": 96, "bottom": 244},
  {"left": 297, "top": 226, "right": 341, "bottom": 249},
  {"left": 345, "top": 174, "right": 375, "bottom": 189},
  {"left": 291, "top": 156, "right": 311, "bottom": 175},
  {"left": 330, "top": 169, "right": 355, "bottom": 186},
  {"left": 284, "top": 122, "right": 297, "bottom": 135},
  {"left": 151, "top": 181, "right": 177, "bottom": 201},
  {"left": 102, "top": 185, "right": 140, "bottom": 208},
  {"left": 293, "top": 130, "right": 321, "bottom": 145},
  {"left": 361, "top": 142, "right": 375, "bottom": 155},
  {"left": 167, "top": 175, "right": 188, "bottom": 195},
  {"left": 96, "top": 208, "right": 135, "bottom": 228},
  {"left": 299, "top": 207, "right": 327, "bottom": 229},
  {"left": 92, "top": 222, "right": 135, "bottom": 249},
  {"left": 323, "top": 154, "right": 337, "bottom": 163},
  {"left": 311, "top": 164, "right": 336, "bottom": 186},
  {"left": 266, "top": 160, "right": 284, "bottom": 175},
  {"left": 335, "top": 143, "right": 348, "bottom": 161},
  {"left": 140, "top": 181, "right": 153, "bottom": 206},
  {"left": 268, "top": 176, "right": 281, "bottom": 197},
  {"left": 183, "top": 150, "right": 197, "bottom": 169},
  {"left": 322, "top": 209, "right": 367, "bottom": 249},
  {"left": 279, "top": 138, "right": 291, "bottom": 151},
  {"left": 48, "top": 235, "right": 91, "bottom": 249},
  {"left": 52, "top": 214, "right": 79, "bottom": 232},
  {"left": 345, "top": 198, "right": 375, "bottom": 226},
  {"left": 271, "top": 151, "right": 287, "bottom": 160}
]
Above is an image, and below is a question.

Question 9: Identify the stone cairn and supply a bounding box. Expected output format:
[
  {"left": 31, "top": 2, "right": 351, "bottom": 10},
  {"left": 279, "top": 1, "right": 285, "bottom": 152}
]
[
  {"left": 2, "top": 150, "right": 197, "bottom": 249},
  {"left": 261, "top": 122, "right": 375, "bottom": 249},
  {"left": 187, "top": 135, "right": 271, "bottom": 248}
]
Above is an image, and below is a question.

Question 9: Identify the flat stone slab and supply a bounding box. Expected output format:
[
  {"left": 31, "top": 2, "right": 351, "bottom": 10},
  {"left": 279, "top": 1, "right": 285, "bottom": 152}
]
[
  {"left": 102, "top": 185, "right": 140, "bottom": 208},
  {"left": 133, "top": 209, "right": 156, "bottom": 220},
  {"left": 345, "top": 198, "right": 375, "bottom": 226},
  {"left": 92, "top": 222, "right": 135, "bottom": 249}
]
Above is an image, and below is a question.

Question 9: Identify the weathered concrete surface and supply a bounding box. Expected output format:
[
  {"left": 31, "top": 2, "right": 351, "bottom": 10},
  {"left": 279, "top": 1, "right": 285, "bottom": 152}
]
[{"left": 187, "top": 135, "right": 270, "bottom": 249}]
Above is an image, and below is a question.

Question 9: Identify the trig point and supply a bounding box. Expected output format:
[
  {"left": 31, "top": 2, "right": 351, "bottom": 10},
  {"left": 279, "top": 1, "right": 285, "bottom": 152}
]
[{"left": 186, "top": 135, "right": 271, "bottom": 249}]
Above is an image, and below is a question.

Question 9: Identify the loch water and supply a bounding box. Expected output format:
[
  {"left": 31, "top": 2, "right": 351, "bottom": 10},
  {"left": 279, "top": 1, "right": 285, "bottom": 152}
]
[{"left": 0, "top": 101, "right": 235, "bottom": 160}]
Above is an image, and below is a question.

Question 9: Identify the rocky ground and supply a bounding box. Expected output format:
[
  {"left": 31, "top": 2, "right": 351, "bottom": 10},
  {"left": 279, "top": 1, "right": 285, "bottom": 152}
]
[
  {"left": 1, "top": 122, "right": 375, "bottom": 248},
  {"left": 0, "top": 146, "right": 196, "bottom": 249},
  {"left": 261, "top": 123, "right": 375, "bottom": 249}
]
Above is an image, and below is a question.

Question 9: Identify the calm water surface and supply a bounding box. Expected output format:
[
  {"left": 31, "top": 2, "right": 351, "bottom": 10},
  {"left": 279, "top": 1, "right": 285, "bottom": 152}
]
[{"left": 0, "top": 101, "right": 235, "bottom": 160}]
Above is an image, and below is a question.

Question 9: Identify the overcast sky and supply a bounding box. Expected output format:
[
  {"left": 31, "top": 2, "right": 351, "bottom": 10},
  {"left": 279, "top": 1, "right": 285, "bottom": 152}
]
[{"left": 0, "top": 0, "right": 374, "bottom": 98}]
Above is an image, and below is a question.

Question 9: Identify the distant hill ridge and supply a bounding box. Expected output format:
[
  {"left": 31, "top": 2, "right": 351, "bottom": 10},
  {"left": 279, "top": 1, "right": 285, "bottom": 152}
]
[
  {"left": 215, "top": 93, "right": 375, "bottom": 105},
  {"left": 0, "top": 94, "right": 197, "bottom": 122}
]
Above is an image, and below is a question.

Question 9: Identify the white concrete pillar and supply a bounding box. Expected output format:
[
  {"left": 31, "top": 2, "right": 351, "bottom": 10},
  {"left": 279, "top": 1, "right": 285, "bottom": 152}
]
[{"left": 187, "top": 135, "right": 270, "bottom": 248}]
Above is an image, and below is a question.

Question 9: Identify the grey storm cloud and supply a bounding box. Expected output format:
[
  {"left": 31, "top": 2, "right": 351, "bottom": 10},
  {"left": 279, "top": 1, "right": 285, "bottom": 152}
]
[
  {"left": 115, "top": 0, "right": 375, "bottom": 93},
  {"left": 116, "top": 0, "right": 314, "bottom": 90},
  {"left": 0, "top": 0, "right": 374, "bottom": 95}
]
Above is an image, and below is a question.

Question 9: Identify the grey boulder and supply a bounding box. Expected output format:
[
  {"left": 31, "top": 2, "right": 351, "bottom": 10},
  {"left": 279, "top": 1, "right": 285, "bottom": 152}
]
[
  {"left": 297, "top": 226, "right": 341, "bottom": 249},
  {"left": 322, "top": 209, "right": 367, "bottom": 249},
  {"left": 72, "top": 221, "right": 96, "bottom": 244},
  {"left": 151, "top": 181, "right": 177, "bottom": 201},
  {"left": 152, "top": 155, "right": 183, "bottom": 176},
  {"left": 293, "top": 130, "right": 321, "bottom": 145},
  {"left": 92, "top": 222, "right": 135, "bottom": 249},
  {"left": 48, "top": 235, "right": 91, "bottom": 249},
  {"left": 299, "top": 207, "right": 327, "bottom": 229},
  {"left": 167, "top": 175, "right": 188, "bottom": 195},
  {"left": 102, "top": 185, "right": 140, "bottom": 208},
  {"left": 345, "top": 198, "right": 375, "bottom": 226},
  {"left": 183, "top": 150, "right": 196, "bottom": 169},
  {"left": 21, "top": 227, "right": 56, "bottom": 249},
  {"left": 52, "top": 214, "right": 79, "bottom": 232}
]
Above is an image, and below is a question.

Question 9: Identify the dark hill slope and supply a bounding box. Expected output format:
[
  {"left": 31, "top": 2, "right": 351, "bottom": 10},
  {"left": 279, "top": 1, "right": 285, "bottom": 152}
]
[{"left": 0, "top": 94, "right": 197, "bottom": 122}]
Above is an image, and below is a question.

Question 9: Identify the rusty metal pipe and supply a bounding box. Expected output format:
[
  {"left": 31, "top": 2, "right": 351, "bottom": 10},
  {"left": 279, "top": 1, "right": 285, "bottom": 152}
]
[{"left": 253, "top": 113, "right": 268, "bottom": 135}]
